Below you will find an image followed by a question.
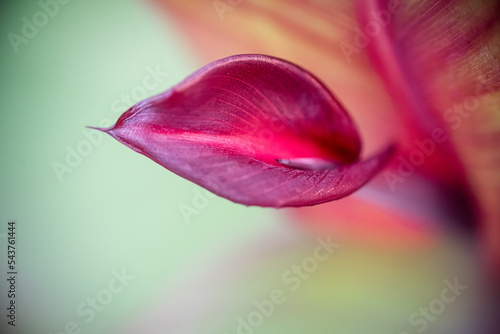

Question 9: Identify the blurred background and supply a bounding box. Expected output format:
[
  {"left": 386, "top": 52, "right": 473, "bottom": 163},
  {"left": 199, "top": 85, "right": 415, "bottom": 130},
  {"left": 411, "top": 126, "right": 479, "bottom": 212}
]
[{"left": 0, "top": 0, "right": 498, "bottom": 333}]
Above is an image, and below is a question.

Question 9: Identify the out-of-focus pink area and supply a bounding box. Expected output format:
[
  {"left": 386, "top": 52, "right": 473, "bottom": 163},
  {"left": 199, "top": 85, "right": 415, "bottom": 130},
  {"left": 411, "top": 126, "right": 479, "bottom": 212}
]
[
  {"left": 290, "top": 191, "right": 435, "bottom": 250},
  {"left": 99, "top": 54, "right": 395, "bottom": 207}
]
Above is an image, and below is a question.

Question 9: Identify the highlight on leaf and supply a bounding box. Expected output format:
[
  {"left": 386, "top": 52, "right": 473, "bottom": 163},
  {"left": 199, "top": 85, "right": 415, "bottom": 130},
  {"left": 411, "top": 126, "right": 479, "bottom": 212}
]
[{"left": 92, "top": 54, "right": 395, "bottom": 207}]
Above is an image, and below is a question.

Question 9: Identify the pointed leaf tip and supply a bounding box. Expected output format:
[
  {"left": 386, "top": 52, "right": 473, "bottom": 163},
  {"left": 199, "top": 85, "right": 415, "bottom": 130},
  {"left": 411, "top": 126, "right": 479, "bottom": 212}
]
[
  {"left": 103, "top": 54, "right": 394, "bottom": 207},
  {"left": 86, "top": 126, "right": 112, "bottom": 132}
]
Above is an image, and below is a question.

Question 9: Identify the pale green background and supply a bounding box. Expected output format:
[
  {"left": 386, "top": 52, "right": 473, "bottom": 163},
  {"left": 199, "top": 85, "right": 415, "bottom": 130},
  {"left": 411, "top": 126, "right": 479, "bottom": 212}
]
[{"left": 0, "top": 1, "right": 493, "bottom": 334}]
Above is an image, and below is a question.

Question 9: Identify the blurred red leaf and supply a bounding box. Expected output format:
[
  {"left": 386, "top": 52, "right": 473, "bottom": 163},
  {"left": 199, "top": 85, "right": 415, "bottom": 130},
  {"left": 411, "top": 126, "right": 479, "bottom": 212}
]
[{"left": 96, "top": 54, "right": 394, "bottom": 207}]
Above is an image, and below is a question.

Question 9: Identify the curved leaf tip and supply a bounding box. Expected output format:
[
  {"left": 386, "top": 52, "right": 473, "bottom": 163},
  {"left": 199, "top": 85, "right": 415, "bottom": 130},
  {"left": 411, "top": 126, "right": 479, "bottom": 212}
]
[{"left": 96, "top": 54, "right": 395, "bottom": 207}]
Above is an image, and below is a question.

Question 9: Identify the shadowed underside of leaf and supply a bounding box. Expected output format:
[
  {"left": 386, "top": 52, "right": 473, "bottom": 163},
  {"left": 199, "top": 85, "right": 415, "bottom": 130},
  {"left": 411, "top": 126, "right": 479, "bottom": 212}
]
[{"left": 96, "top": 54, "right": 394, "bottom": 207}]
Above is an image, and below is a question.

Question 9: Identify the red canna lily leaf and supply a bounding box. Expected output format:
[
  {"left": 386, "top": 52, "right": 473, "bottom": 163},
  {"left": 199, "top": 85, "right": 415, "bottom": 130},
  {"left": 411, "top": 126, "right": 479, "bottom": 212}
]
[{"left": 95, "top": 54, "right": 394, "bottom": 207}]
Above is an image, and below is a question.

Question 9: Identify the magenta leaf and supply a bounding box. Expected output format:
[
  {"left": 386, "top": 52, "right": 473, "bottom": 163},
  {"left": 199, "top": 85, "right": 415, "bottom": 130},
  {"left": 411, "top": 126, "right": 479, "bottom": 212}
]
[{"left": 94, "top": 54, "right": 394, "bottom": 207}]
